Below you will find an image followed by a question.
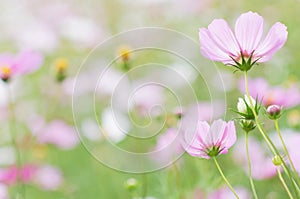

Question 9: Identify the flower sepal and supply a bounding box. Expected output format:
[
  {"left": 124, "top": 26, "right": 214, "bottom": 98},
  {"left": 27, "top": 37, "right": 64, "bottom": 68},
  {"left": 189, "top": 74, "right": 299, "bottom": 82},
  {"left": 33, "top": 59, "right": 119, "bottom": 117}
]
[
  {"left": 239, "top": 119, "right": 256, "bottom": 133},
  {"left": 229, "top": 51, "right": 260, "bottom": 72}
]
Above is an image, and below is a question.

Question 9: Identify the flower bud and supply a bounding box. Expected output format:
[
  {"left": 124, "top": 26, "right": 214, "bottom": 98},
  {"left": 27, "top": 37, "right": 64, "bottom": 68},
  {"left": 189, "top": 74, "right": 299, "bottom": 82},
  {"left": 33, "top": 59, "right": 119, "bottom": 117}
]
[
  {"left": 239, "top": 119, "right": 256, "bottom": 132},
  {"left": 237, "top": 95, "right": 256, "bottom": 114},
  {"left": 124, "top": 178, "right": 138, "bottom": 192},
  {"left": 272, "top": 155, "right": 283, "bottom": 166},
  {"left": 266, "top": 105, "right": 282, "bottom": 120},
  {"left": 54, "top": 58, "right": 68, "bottom": 82}
]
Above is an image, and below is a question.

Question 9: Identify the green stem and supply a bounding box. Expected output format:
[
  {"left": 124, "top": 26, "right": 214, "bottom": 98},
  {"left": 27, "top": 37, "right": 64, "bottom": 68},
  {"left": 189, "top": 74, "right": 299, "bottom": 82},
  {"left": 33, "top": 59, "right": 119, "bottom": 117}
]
[
  {"left": 7, "top": 85, "right": 25, "bottom": 199},
  {"left": 173, "top": 162, "right": 183, "bottom": 199},
  {"left": 213, "top": 157, "right": 240, "bottom": 199},
  {"left": 245, "top": 133, "right": 259, "bottom": 199},
  {"left": 141, "top": 174, "right": 147, "bottom": 198},
  {"left": 277, "top": 168, "right": 295, "bottom": 199},
  {"left": 244, "top": 72, "right": 299, "bottom": 198},
  {"left": 275, "top": 119, "right": 300, "bottom": 185}
]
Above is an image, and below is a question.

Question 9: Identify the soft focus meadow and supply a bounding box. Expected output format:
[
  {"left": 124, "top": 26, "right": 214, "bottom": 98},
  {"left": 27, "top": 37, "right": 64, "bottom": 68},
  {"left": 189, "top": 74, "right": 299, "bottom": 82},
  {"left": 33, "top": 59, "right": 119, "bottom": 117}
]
[{"left": 1, "top": 0, "right": 300, "bottom": 199}]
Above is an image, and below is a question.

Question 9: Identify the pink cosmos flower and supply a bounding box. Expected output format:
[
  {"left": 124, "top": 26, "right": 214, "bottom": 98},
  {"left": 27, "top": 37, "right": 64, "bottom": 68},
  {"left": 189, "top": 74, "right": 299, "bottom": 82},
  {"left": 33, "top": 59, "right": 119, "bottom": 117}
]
[
  {"left": 0, "top": 165, "right": 37, "bottom": 185},
  {"left": 0, "top": 51, "right": 43, "bottom": 81},
  {"left": 34, "top": 165, "right": 63, "bottom": 191},
  {"left": 0, "top": 164, "right": 63, "bottom": 191},
  {"left": 199, "top": 11, "right": 287, "bottom": 69},
  {"left": 239, "top": 77, "right": 300, "bottom": 108},
  {"left": 29, "top": 117, "right": 79, "bottom": 150},
  {"left": 184, "top": 120, "right": 236, "bottom": 159}
]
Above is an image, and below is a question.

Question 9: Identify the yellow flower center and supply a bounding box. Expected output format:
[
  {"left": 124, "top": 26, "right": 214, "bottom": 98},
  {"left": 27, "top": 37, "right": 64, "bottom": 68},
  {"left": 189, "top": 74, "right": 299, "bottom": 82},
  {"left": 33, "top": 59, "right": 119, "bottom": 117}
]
[
  {"left": 0, "top": 65, "right": 11, "bottom": 78},
  {"left": 54, "top": 58, "right": 68, "bottom": 72},
  {"left": 118, "top": 46, "right": 131, "bottom": 61}
]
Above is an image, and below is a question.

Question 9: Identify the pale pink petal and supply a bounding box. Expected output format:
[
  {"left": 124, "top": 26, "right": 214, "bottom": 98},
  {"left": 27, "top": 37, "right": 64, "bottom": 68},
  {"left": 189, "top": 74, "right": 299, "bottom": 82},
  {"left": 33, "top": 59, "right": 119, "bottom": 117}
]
[
  {"left": 206, "top": 119, "right": 226, "bottom": 146},
  {"left": 255, "top": 22, "right": 288, "bottom": 62},
  {"left": 196, "top": 121, "right": 210, "bottom": 146},
  {"left": 14, "top": 51, "right": 44, "bottom": 74},
  {"left": 34, "top": 165, "right": 63, "bottom": 191},
  {"left": 207, "top": 19, "right": 240, "bottom": 57},
  {"left": 38, "top": 120, "right": 79, "bottom": 150},
  {"left": 199, "top": 29, "right": 233, "bottom": 64},
  {"left": 235, "top": 11, "right": 264, "bottom": 55},
  {"left": 223, "top": 121, "right": 236, "bottom": 149}
]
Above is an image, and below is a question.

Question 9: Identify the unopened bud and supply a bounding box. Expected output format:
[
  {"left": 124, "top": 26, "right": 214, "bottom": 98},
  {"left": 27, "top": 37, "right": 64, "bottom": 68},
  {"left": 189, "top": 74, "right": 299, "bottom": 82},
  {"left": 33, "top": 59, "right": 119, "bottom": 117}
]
[
  {"left": 54, "top": 58, "right": 68, "bottom": 82},
  {"left": 239, "top": 119, "right": 256, "bottom": 132},
  {"left": 124, "top": 178, "right": 138, "bottom": 192},
  {"left": 266, "top": 105, "right": 282, "bottom": 120},
  {"left": 272, "top": 155, "right": 283, "bottom": 166}
]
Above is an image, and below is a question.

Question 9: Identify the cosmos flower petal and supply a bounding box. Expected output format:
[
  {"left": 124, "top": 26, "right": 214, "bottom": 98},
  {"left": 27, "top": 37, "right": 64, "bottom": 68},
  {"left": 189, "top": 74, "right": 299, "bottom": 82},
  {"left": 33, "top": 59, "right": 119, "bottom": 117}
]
[
  {"left": 206, "top": 19, "right": 240, "bottom": 57},
  {"left": 255, "top": 22, "right": 288, "bottom": 62},
  {"left": 199, "top": 28, "right": 233, "bottom": 64},
  {"left": 206, "top": 119, "right": 227, "bottom": 145},
  {"left": 224, "top": 121, "right": 236, "bottom": 148},
  {"left": 14, "top": 51, "right": 44, "bottom": 74},
  {"left": 235, "top": 11, "right": 264, "bottom": 54}
]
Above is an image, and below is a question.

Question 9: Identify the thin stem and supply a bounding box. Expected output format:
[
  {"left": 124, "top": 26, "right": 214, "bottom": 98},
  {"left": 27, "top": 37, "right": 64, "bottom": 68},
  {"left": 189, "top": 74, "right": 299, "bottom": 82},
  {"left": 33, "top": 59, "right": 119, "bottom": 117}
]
[
  {"left": 7, "top": 85, "right": 25, "bottom": 199},
  {"left": 277, "top": 168, "right": 295, "bottom": 199},
  {"left": 245, "top": 133, "right": 259, "bottom": 199},
  {"left": 141, "top": 174, "right": 147, "bottom": 198},
  {"left": 275, "top": 119, "right": 300, "bottom": 185},
  {"left": 213, "top": 157, "right": 240, "bottom": 199},
  {"left": 172, "top": 162, "right": 183, "bottom": 199},
  {"left": 244, "top": 72, "right": 299, "bottom": 198}
]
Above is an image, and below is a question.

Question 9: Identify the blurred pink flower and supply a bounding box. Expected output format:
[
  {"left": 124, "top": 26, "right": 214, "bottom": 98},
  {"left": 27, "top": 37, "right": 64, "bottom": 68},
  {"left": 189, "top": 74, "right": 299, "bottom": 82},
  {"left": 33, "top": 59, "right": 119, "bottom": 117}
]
[
  {"left": 34, "top": 165, "right": 63, "bottom": 191},
  {"left": 239, "top": 77, "right": 300, "bottom": 108},
  {"left": 29, "top": 118, "right": 79, "bottom": 150},
  {"left": 207, "top": 186, "right": 250, "bottom": 199},
  {"left": 0, "top": 165, "right": 37, "bottom": 185},
  {"left": 199, "top": 11, "right": 287, "bottom": 66},
  {"left": 184, "top": 120, "right": 236, "bottom": 159},
  {"left": 130, "top": 83, "right": 164, "bottom": 116},
  {"left": 152, "top": 128, "right": 184, "bottom": 164},
  {"left": 0, "top": 164, "right": 63, "bottom": 191},
  {"left": 233, "top": 136, "right": 276, "bottom": 180},
  {"left": 271, "top": 129, "right": 300, "bottom": 174},
  {"left": 0, "top": 51, "right": 43, "bottom": 81}
]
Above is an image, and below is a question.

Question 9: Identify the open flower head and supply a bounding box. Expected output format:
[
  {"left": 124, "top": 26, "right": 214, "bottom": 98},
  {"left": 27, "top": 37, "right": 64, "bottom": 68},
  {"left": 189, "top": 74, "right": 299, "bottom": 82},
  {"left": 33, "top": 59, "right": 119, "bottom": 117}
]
[
  {"left": 185, "top": 119, "right": 236, "bottom": 159},
  {"left": 199, "top": 11, "right": 288, "bottom": 71},
  {"left": 0, "top": 51, "right": 43, "bottom": 82}
]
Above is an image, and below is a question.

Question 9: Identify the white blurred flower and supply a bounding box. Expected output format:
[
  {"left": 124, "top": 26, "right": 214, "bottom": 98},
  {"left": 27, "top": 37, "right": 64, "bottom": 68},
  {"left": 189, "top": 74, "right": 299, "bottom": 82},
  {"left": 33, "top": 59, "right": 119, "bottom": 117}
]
[
  {"left": 81, "top": 118, "right": 102, "bottom": 141},
  {"left": 101, "top": 108, "right": 131, "bottom": 143},
  {"left": 0, "top": 147, "right": 15, "bottom": 166},
  {"left": 0, "top": 183, "right": 8, "bottom": 199},
  {"left": 60, "top": 16, "right": 104, "bottom": 48}
]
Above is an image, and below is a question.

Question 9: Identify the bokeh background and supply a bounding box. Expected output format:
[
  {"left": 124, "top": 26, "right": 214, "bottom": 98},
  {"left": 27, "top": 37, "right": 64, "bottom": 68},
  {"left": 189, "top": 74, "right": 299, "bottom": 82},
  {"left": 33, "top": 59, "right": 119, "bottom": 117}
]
[{"left": 0, "top": 0, "right": 300, "bottom": 198}]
